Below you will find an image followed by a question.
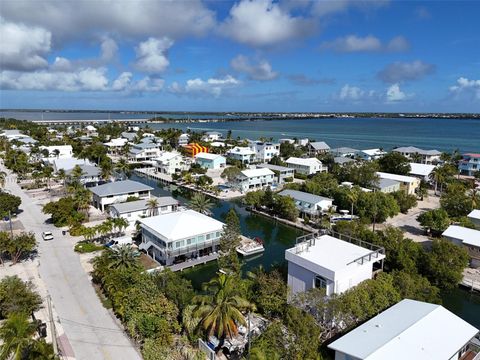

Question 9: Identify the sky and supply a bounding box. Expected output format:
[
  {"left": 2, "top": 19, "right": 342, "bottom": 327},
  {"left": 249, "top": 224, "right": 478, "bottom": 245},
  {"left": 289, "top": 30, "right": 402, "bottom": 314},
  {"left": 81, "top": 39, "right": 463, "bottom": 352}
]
[{"left": 0, "top": 0, "right": 479, "bottom": 113}]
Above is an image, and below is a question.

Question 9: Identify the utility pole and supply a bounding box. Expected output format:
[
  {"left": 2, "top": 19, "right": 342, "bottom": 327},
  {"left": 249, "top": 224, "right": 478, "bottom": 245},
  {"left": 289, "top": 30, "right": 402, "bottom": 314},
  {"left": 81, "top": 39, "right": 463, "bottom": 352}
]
[
  {"left": 8, "top": 211, "right": 13, "bottom": 239},
  {"left": 247, "top": 312, "right": 251, "bottom": 359},
  {"left": 47, "top": 295, "right": 59, "bottom": 356}
]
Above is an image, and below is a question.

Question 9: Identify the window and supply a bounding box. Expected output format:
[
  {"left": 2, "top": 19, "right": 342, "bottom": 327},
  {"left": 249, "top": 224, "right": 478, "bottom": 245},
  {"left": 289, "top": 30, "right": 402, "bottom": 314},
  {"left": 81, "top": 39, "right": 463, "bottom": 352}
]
[
  {"left": 175, "top": 240, "right": 184, "bottom": 248},
  {"left": 314, "top": 275, "right": 327, "bottom": 289}
]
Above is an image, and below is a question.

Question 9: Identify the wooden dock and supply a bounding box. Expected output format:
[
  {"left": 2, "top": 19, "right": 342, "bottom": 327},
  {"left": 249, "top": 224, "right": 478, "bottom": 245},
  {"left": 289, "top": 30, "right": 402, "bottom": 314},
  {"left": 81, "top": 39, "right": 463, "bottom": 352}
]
[{"left": 168, "top": 253, "right": 219, "bottom": 272}]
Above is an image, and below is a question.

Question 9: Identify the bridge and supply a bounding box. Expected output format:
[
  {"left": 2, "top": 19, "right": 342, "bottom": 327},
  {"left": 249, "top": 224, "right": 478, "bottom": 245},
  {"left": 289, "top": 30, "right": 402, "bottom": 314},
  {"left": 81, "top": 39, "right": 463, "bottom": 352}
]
[{"left": 32, "top": 118, "right": 150, "bottom": 126}]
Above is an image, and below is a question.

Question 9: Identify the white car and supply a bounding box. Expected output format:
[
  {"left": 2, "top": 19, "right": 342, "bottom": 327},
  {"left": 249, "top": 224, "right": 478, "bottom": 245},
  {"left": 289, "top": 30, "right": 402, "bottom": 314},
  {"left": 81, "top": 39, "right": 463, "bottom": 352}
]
[{"left": 42, "top": 231, "right": 54, "bottom": 241}]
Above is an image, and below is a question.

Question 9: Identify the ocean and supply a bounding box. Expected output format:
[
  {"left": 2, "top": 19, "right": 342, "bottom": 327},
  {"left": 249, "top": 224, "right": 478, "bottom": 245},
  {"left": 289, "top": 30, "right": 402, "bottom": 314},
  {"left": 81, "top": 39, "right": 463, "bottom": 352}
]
[{"left": 1, "top": 111, "right": 479, "bottom": 153}]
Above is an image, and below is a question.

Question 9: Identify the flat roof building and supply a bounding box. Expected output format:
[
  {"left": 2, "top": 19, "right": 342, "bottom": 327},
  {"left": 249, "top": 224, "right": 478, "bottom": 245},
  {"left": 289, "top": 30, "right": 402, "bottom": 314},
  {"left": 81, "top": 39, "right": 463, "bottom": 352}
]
[
  {"left": 328, "top": 299, "right": 479, "bottom": 360},
  {"left": 443, "top": 225, "right": 480, "bottom": 268},
  {"left": 468, "top": 209, "right": 480, "bottom": 229}
]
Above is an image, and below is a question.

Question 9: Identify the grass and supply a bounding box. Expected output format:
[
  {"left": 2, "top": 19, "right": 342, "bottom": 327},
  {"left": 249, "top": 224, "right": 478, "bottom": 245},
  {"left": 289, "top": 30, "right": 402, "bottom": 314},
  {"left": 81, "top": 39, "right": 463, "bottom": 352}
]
[{"left": 74, "top": 241, "right": 104, "bottom": 253}]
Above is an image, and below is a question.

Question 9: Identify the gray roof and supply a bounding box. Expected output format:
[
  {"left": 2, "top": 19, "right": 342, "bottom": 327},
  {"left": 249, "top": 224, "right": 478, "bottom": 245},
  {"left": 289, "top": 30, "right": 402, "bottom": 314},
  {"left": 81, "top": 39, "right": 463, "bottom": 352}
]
[
  {"left": 278, "top": 189, "right": 333, "bottom": 204},
  {"left": 309, "top": 141, "right": 330, "bottom": 150},
  {"left": 110, "top": 196, "right": 178, "bottom": 214},
  {"left": 257, "top": 163, "right": 293, "bottom": 172},
  {"left": 66, "top": 164, "right": 100, "bottom": 177},
  {"left": 377, "top": 178, "right": 400, "bottom": 189},
  {"left": 393, "top": 146, "right": 441, "bottom": 156},
  {"left": 121, "top": 132, "right": 137, "bottom": 141},
  {"left": 334, "top": 156, "right": 355, "bottom": 165},
  {"left": 330, "top": 147, "right": 359, "bottom": 154},
  {"left": 89, "top": 180, "right": 153, "bottom": 197},
  {"left": 206, "top": 131, "right": 222, "bottom": 136},
  {"left": 17, "top": 137, "right": 37, "bottom": 144}
]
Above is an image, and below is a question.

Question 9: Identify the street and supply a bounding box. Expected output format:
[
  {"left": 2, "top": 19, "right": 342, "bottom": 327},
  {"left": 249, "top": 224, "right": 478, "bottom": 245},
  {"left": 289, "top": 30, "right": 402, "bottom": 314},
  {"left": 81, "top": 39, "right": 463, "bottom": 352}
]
[{"left": 2, "top": 165, "right": 142, "bottom": 360}]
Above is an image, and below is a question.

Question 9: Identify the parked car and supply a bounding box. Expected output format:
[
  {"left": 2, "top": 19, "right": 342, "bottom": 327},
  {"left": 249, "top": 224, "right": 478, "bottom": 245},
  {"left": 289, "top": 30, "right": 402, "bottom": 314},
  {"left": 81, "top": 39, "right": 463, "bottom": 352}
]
[
  {"left": 42, "top": 231, "right": 54, "bottom": 241},
  {"left": 105, "top": 236, "right": 133, "bottom": 249}
]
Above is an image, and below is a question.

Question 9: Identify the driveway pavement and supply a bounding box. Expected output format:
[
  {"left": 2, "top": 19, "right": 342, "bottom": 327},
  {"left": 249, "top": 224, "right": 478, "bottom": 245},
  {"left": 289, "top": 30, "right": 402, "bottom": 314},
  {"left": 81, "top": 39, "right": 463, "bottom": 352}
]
[{"left": 2, "top": 165, "right": 142, "bottom": 360}]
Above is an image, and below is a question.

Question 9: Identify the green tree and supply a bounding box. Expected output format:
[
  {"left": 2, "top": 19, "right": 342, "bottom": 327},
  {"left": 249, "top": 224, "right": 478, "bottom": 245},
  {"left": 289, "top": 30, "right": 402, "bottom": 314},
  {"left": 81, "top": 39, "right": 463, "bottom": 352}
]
[
  {"left": 392, "top": 191, "right": 418, "bottom": 214},
  {"left": 250, "top": 270, "right": 287, "bottom": 318},
  {"left": 0, "top": 276, "right": 42, "bottom": 319},
  {"left": 100, "top": 159, "right": 113, "bottom": 181},
  {"left": 189, "top": 193, "right": 213, "bottom": 215},
  {"left": 378, "top": 152, "right": 411, "bottom": 175},
  {"left": 154, "top": 269, "right": 195, "bottom": 312},
  {"left": 0, "top": 312, "right": 37, "bottom": 360},
  {"left": 440, "top": 182, "right": 473, "bottom": 218},
  {"left": 272, "top": 194, "right": 299, "bottom": 221},
  {"left": 218, "top": 209, "right": 242, "bottom": 274},
  {"left": 0, "top": 172, "right": 6, "bottom": 189},
  {"left": 422, "top": 238, "right": 469, "bottom": 289},
  {"left": 189, "top": 273, "right": 254, "bottom": 348},
  {"left": 146, "top": 198, "right": 159, "bottom": 217},
  {"left": 391, "top": 270, "right": 441, "bottom": 304},
  {"left": 0, "top": 192, "right": 21, "bottom": 218},
  {"left": 249, "top": 320, "right": 286, "bottom": 360},
  {"left": 1, "top": 232, "right": 37, "bottom": 264},
  {"left": 107, "top": 246, "right": 141, "bottom": 270},
  {"left": 356, "top": 191, "right": 400, "bottom": 230},
  {"left": 221, "top": 166, "right": 241, "bottom": 183},
  {"left": 115, "top": 157, "right": 131, "bottom": 179},
  {"left": 262, "top": 186, "right": 275, "bottom": 209},
  {"left": 244, "top": 190, "right": 265, "bottom": 209},
  {"left": 417, "top": 209, "right": 451, "bottom": 236}
]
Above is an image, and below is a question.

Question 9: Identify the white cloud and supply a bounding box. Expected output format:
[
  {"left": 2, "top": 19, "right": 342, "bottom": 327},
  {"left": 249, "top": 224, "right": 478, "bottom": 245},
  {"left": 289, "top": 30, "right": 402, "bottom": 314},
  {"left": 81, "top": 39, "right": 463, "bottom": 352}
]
[
  {"left": 230, "top": 55, "right": 278, "bottom": 80},
  {"left": 378, "top": 60, "right": 435, "bottom": 83},
  {"left": 321, "top": 34, "right": 409, "bottom": 53},
  {"left": 220, "top": 0, "right": 315, "bottom": 47},
  {"left": 134, "top": 37, "right": 173, "bottom": 74},
  {"left": 386, "top": 83, "right": 407, "bottom": 102},
  {"left": 1, "top": 1, "right": 215, "bottom": 42},
  {"left": 51, "top": 57, "right": 72, "bottom": 71},
  {"left": 0, "top": 68, "right": 109, "bottom": 91},
  {"left": 312, "top": 0, "right": 389, "bottom": 17},
  {"left": 111, "top": 72, "right": 132, "bottom": 91},
  {"left": 132, "top": 77, "right": 165, "bottom": 92},
  {"left": 339, "top": 84, "right": 367, "bottom": 101},
  {"left": 100, "top": 37, "right": 118, "bottom": 62},
  {"left": 170, "top": 75, "right": 240, "bottom": 97},
  {"left": 0, "top": 17, "right": 51, "bottom": 71},
  {"left": 449, "top": 77, "right": 480, "bottom": 100}
]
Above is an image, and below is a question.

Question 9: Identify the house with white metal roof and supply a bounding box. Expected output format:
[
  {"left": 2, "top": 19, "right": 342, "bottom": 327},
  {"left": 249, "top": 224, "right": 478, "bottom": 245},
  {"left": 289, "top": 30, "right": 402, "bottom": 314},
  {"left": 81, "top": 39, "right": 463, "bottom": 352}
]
[
  {"left": 443, "top": 225, "right": 480, "bottom": 268},
  {"left": 89, "top": 180, "right": 153, "bottom": 211},
  {"left": 377, "top": 172, "right": 420, "bottom": 195},
  {"left": 52, "top": 157, "right": 93, "bottom": 172},
  {"left": 409, "top": 162, "right": 436, "bottom": 181},
  {"left": 104, "top": 138, "right": 128, "bottom": 154},
  {"left": 195, "top": 152, "right": 226, "bottom": 169},
  {"left": 355, "top": 148, "right": 386, "bottom": 161},
  {"left": 285, "top": 157, "right": 327, "bottom": 175},
  {"left": 278, "top": 189, "right": 333, "bottom": 216},
  {"left": 153, "top": 151, "right": 188, "bottom": 175},
  {"left": 307, "top": 141, "right": 330, "bottom": 155},
  {"left": 138, "top": 209, "right": 225, "bottom": 265},
  {"left": 330, "top": 147, "right": 359, "bottom": 158},
  {"left": 235, "top": 168, "right": 275, "bottom": 193},
  {"left": 393, "top": 146, "right": 441, "bottom": 164},
  {"left": 248, "top": 140, "right": 280, "bottom": 162},
  {"left": 226, "top": 146, "right": 256, "bottom": 164},
  {"left": 128, "top": 141, "right": 163, "bottom": 163},
  {"left": 328, "top": 299, "right": 479, "bottom": 360},
  {"left": 468, "top": 210, "right": 480, "bottom": 229},
  {"left": 65, "top": 164, "right": 101, "bottom": 186},
  {"left": 202, "top": 131, "right": 223, "bottom": 142},
  {"left": 286, "top": 233, "right": 385, "bottom": 296},
  {"left": 110, "top": 196, "right": 179, "bottom": 230},
  {"left": 40, "top": 145, "right": 73, "bottom": 159}
]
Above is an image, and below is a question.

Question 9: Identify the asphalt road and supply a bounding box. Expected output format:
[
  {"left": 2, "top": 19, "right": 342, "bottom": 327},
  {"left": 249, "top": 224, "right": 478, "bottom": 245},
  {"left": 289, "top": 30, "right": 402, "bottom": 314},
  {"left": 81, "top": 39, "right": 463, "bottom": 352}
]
[{"left": 2, "top": 166, "right": 142, "bottom": 360}]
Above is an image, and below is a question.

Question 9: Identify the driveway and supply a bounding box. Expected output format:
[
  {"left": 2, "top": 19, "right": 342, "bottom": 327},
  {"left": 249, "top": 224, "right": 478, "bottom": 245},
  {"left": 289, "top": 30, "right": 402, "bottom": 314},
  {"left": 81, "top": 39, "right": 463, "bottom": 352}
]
[
  {"left": 382, "top": 191, "right": 440, "bottom": 244},
  {"left": 2, "top": 166, "right": 142, "bottom": 360}
]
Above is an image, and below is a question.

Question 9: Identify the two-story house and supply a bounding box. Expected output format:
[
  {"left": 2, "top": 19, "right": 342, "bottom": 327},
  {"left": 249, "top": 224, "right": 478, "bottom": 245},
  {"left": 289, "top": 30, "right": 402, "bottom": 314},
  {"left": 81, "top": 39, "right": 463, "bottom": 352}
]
[{"left": 459, "top": 153, "right": 480, "bottom": 176}]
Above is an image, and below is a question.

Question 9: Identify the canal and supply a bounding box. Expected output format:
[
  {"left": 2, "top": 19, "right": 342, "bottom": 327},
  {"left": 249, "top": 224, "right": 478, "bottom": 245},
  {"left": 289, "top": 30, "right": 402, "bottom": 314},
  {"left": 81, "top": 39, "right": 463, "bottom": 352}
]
[{"left": 131, "top": 173, "right": 480, "bottom": 328}]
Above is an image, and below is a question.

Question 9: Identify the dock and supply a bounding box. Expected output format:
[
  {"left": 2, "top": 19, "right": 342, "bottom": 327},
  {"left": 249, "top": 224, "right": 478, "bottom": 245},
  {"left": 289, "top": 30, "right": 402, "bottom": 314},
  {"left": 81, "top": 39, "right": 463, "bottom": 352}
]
[
  {"left": 460, "top": 269, "right": 480, "bottom": 292},
  {"left": 168, "top": 253, "right": 219, "bottom": 272}
]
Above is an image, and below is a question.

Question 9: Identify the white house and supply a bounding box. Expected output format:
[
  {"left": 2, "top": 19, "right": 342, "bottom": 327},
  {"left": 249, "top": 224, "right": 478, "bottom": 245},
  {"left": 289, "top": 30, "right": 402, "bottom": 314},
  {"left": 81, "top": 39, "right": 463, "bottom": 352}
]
[
  {"left": 468, "top": 210, "right": 480, "bottom": 229},
  {"left": 376, "top": 178, "right": 401, "bottom": 193},
  {"left": 459, "top": 153, "right": 480, "bottom": 176},
  {"left": 328, "top": 299, "right": 479, "bottom": 360},
  {"left": 104, "top": 138, "right": 128, "bottom": 154},
  {"left": 355, "top": 148, "right": 386, "bottom": 161},
  {"left": 285, "top": 233, "right": 385, "bottom": 296},
  {"left": 330, "top": 147, "right": 358, "bottom": 158},
  {"left": 235, "top": 168, "right": 275, "bottom": 193},
  {"left": 257, "top": 163, "right": 295, "bottom": 184},
  {"left": 307, "top": 141, "right": 330, "bottom": 155},
  {"left": 248, "top": 141, "right": 280, "bottom": 162},
  {"left": 297, "top": 138, "right": 309, "bottom": 147},
  {"left": 408, "top": 162, "right": 436, "bottom": 181},
  {"left": 279, "top": 138, "right": 295, "bottom": 144},
  {"left": 285, "top": 157, "right": 327, "bottom": 175},
  {"left": 393, "top": 146, "right": 441, "bottom": 164},
  {"left": 178, "top": 133, "right": 190, "bottom": 146},
  {"left": 443, "top": 225, "right": 480, "bottom": 268},
  {"left": 227, "top": 146, "right": 256, "bottom": 164},
  {"left": 278, "top": 189, "right": 333, "bottom": 216},
  {"left": 139, "top": 209, "right": 225, "bottom": 265},
  {"left": 195, "top": 152, "right": 226, "bottom": 170},
  {"left": 128, "top": 142, "right": 163, "bottom": 163},
  {"left": 109, "top": 196, "right": 179, "bottom": 230},
  {"left": 89, "top": 180, "right": 153, "bottom": 211},
  {"left": 52, "top": 158, "right": 92, "bottom": 172},
  {"left": 202, "top": 131, "right": 222, "bottom": 142},
  {"left": 0, "top": 129, "right": 29, "bottom": 141},
  {"left": 65, "top": 164, "right": 101, "bottom": 186},
  {"left": 377, "top": 172, "right": 420, "bottom": 195},
  {"left": 154, "top": 151, "right": 187, "bottom": 175},
  {"left": 40, "top": 145, "right": 73, "bottom": 159}
]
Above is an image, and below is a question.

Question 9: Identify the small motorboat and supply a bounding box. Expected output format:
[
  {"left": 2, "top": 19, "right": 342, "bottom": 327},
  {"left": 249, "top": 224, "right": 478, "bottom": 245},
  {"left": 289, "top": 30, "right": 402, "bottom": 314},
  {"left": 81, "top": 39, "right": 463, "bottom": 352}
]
[{"left": 236, "top": 237, "right": 265, "bottom": 256}]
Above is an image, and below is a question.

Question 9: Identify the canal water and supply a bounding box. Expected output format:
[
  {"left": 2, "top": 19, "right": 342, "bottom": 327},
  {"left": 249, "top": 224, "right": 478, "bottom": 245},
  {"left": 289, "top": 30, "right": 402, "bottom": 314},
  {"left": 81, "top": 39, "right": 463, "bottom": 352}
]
[{"left": 130, "top": 174, "right": 480, "bottom": 328}]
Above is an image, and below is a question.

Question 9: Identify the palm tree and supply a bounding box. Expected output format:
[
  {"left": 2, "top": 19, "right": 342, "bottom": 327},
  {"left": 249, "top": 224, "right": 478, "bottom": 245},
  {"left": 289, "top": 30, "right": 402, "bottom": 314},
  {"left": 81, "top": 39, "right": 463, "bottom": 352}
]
[
  {"left": 147, "top": 198, "right": 159, "bottom": 217},
  {"left": 0, "top": 171, "right": 6, "bottom": 188},
  {"left": 56, "top": 169, "right": 67, "bottom": 194},
  {"left": 0, "top": 312, "right": 37, "bottom": 360},
  {"left": 82, "top": 226, "right": 97, "bottom": 242},
  {"left": 429, "top": 167, "right": 443, "bottom": 196},
  {"left": 115, "top": 158, "right": 130, "bottom": 179},
  {"left": 53, "top": 149, "right": 60, "bottom": 158},
  {"left": 410, "top": 152, "right": 422, "bottom": 164},
  {"left": 189, "top": 193, "right": 213, "bottom": 215},
  {"left": 107, "top": 245, "right": 140, "bottom": 270},
  {"left": 347, "top": 187, "right": 360, "bottom": 218},
  {"left": 100, "top": 161, "right": 113, "bottom": 181},
  {"left": 190, "top": 273, "right": 255, "bottom": 348},
  {"left": 74, "top": 188, "right": 92, "bottom": 220}
]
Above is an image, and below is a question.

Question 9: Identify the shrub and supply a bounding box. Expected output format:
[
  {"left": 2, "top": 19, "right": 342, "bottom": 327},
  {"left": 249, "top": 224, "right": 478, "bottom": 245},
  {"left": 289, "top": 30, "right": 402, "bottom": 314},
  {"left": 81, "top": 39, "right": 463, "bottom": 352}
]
[{"left": 75, "top": 241, "right": 104, "bottom": 253}]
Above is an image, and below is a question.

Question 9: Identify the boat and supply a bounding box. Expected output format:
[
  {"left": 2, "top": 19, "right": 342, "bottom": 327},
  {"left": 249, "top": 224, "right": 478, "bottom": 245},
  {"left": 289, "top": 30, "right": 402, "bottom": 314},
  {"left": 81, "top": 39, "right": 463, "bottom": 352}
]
[{"left": 236, "top": 237, "right": 265, "bottom": 256}]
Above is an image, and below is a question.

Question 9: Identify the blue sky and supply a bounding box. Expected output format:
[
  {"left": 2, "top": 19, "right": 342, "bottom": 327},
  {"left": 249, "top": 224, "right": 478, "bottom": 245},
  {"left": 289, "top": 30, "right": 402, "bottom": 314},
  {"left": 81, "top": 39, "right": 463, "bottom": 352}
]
[{"left": 0, "top": 0, "right": 479, "bottom": 112}]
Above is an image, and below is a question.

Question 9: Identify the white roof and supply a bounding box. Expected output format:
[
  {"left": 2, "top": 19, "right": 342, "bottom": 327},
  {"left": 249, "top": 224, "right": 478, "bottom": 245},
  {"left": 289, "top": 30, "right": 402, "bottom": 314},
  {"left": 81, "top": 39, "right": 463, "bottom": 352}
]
[
  {"left": 139, "top": 210, "right": 224, "bottom": 242},
  {"left": 195, "top": 152, "right": 225, "bottom": 161},
  {"left": 53, "top": 158, "right": 92, "bottom": 171},
  {"left": 442, "top": 225, "right": 480, "bottom": 247},
  {"left": 240, "top": 168, "right": 274, "bottom": 178},
  {"left": 286, "top": 157, "right": 322, "bottom": 167},
  {"left": 360, "top": 148, "right": 385, "bottom": 156},
  {"left": 228, "top": 146, "right": 255, "bottom": 155},
  {"left": 377, "top": 172, "right": 418, "bottom": 183},
  {"left": 40, "top": 145, "right": 72, "bottom": 152},
  {"left": 409, "top": 163, "right": 436, "bottom": 177},
  {"left": 468, "top": 209, "right": 480, "bottom": 221},
  {"left": 285, "top": 235, "right": 381, "bottom": 272},
  {"left": 85, "top": 125, "right": 97, "bottom": 131},
  {"left": 328, "top": 299, "right": 478, "bottom": 360},
  {"left": 155, "top": 151, "right": 181, "bottom": 163},
  {"left": 104, "top": 138, "right": 128, "bottom": 147}
]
